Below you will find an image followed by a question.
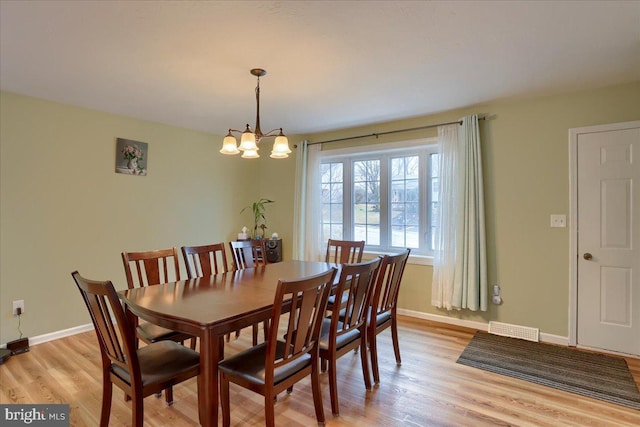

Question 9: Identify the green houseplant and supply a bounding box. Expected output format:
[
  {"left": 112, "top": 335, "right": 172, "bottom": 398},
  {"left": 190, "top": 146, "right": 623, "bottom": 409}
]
[{"left": 241, "top": 198, "right": 274, "bottom": 239}]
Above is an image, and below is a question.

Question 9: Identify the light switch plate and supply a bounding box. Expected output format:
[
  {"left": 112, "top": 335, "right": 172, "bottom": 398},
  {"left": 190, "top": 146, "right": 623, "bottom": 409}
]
[{"left": 550, "top": 214, "right": 566, "bottom": 228}]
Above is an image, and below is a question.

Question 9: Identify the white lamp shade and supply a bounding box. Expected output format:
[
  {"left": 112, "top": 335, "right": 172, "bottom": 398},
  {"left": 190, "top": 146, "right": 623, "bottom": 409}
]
[
  {"left": 239, "top": 131, "right": 258, "bottom": 151},
  {"left": 269, "top": 152, "right": 289, "bottom": 159},
  {"left": 241, "top": 149, "right": 260, "bottom": 159},
  {"left": 271, "top": 134, "right": 292, "bottom": 156},
  {"left": 220, "top": 134, "right": 240, "bottom": 155}
]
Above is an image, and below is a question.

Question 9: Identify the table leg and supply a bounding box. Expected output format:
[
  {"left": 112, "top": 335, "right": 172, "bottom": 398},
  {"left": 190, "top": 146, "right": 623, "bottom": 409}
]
[{"left": 198, "top": 329, "right": 220, "bottom": 427}]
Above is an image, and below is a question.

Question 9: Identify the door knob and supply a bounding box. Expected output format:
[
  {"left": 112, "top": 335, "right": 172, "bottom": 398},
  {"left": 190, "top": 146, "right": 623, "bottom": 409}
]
[{"left": 583, "top": 253, "right": 593, "bottom": 260}]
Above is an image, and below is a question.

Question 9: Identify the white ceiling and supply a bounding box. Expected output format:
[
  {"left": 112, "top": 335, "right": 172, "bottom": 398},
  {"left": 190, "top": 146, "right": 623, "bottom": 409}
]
[{"left": 1, "top": 1, "right": 639, "bottom": 135}]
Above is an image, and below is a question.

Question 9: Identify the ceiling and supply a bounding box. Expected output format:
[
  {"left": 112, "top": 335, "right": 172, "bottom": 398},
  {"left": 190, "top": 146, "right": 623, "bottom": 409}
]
[{"left": 1, "top": 1, "right": 639, "bottom": 136}]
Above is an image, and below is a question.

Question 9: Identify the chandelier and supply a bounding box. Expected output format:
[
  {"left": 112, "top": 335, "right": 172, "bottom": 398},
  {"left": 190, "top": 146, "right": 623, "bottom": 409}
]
[{"left": 219, "top": 68, "right": 291, "bottom": 159}]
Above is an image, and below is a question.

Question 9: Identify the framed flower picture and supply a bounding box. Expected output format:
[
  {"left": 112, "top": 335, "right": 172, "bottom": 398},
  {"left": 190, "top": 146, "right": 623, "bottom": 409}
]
[{"left": 115, "top": 138, "right": 148, "bottom": 176}]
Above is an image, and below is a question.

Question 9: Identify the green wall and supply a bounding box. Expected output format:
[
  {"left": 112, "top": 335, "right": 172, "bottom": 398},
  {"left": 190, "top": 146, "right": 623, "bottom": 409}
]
[
  {"left": 0, "top": 92, "right": 260, "bottom": 343},
  {"left": 2, "top": 82, "right": 638, "bottom": 344}
]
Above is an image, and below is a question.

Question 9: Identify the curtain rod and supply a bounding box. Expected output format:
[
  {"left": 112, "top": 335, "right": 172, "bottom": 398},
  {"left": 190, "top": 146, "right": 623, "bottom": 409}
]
[{"left": 305, "top": 116, "right": 486, "bottom": 146}]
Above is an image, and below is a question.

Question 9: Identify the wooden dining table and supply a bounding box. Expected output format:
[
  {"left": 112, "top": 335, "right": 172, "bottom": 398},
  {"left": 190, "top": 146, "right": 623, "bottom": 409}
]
[{"left": 119, "top": 260, "right": 339, "bottom": 427}]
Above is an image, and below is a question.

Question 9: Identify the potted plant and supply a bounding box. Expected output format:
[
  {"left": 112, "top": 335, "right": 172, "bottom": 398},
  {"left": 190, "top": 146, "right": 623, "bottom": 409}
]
[{"left": 241, "top": 198, "right": 274, "bottom": 239}]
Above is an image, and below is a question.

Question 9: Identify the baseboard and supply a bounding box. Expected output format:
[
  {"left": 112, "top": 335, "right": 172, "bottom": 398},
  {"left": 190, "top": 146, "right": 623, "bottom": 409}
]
[
  {"left": 1, "top": 313, "right": 570, "bottom": 350},
  {"left": 397, "top": 308, "right": 568, "bottom": 346},
  {"left": 1, "top": 323, "right": 94, "bottom": 349}
]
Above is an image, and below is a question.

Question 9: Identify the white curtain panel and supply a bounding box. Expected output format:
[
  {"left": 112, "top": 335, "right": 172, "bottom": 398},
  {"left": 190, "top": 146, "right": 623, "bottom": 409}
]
[
  {"left": 293, "top": 141, "right": 323, "bottom": 261},
  {"left": 432, "top": 115, "right": 488, "bottom": 311},
  {"left": 431, "top": 124, "right": 459, "bottom": 309}
]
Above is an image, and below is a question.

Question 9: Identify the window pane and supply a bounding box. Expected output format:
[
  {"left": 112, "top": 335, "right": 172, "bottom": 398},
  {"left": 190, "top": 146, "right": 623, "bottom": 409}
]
[
  {"left": 331, "top": 163, "right": 343, "bottom": 182},
  {"left": 406, "top": 225, "right": 419, "bottom": 248},
  {"left": 322, "top": 204, "right": 330, "bottom": 222},
  {"left": 330, "top": 203, "right": 343, "bottom": 222},
  {"left": 390, "top": 155, "right": 420, "bottom": 249},
  {"left": 391, "top": 158, "right": 404, "bottom": 180},
  {"left": 330, "top": 183, "right": 342, "bottom": 203},
  {"left": 321, "top": 183, "right": 330, "bottom": 203},
  {"left": 391, "top": 225, "right": 404, "bottom": 247},
  {"left": 354, "top": 203, "right": 366, "bottom": 223},
  {"left": 391, "top": 181, "right": 404, "bottom": 202},
  {"left": 354, "top": 224, "right": 366, "bottom": 241},
  {"left": 367, "top": 225, "right": 380, "bottom": 245},
  {"left": 321, "top": 163, "right": 330, "bottom": 181},
  {"left": 406, "top": 179, "right": 418, "bottom": 202},
  {"left": 331, "top": 225, "right": 343, "bottom": 240},
  {"left": 391, "top": 203, "right": 404, "bottom": 225},
  {"left": 407, "top": 156, "right": 419, "bottom": 179},
  {"left": 353, "top": 160, "right": 380, "bottom": 246}
]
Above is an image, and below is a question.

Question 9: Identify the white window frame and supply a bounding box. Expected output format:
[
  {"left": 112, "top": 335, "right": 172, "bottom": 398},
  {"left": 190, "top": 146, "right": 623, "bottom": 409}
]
[{"left": 319, "top": 137, "right": 438, "bottom": 265}]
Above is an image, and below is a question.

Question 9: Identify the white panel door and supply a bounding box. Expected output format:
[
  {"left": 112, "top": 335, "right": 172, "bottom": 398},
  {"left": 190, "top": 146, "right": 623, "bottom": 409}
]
[{"left": 577, "top": 123, "right": 640, "bottom": 356}]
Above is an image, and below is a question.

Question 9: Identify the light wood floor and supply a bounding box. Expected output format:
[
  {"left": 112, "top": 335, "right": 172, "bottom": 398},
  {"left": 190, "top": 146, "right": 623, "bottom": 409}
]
[{"left": 1, "top": 316, "right": 639, "bottom": 426}]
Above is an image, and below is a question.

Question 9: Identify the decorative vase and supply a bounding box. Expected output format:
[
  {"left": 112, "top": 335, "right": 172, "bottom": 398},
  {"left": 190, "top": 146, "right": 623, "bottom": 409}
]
[{"left": 127, "top": 158, "right": 138, "bottom": 172}]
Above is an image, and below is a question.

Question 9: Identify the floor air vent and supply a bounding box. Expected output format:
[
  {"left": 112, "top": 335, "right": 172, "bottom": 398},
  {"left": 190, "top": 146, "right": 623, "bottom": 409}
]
[{"left": 488, "top": 321, "right": 539, "bottom": 342}]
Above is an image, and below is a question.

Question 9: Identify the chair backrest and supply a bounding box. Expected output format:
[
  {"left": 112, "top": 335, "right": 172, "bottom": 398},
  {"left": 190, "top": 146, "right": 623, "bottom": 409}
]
[
  {"left": 325, "top": 239, "right": 365, "bottom": 264},
  {"left": 265, "top": 268, "right": 337, "bottom": 383},
  {"left": 330, "top": 258, "right": 382, "bottom": 337},
  {"left": 71, "top": 271, "right": 139, "bottom": 379},
  {"left": 229, "top": 240, "right": 263, "bottom": 270},
  {"left": 370, "top": 249, "right": 411, "bottom": 318},
  {"left": 182, "top": 243, "right": 229, "bottom": 279},
  {"left": 121, "top": 247, "right": 181, "bottom": 289}
]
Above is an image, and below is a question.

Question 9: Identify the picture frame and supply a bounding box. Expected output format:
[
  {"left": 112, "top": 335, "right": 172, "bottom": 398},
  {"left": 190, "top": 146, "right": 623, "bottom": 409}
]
[{"left": 115, "top": 138, "right": 148, "bottom": 176}]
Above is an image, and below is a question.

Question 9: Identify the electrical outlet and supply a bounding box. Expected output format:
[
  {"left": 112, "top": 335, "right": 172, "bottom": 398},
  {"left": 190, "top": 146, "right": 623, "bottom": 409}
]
[
  {"left": 550, "top": 214, "right": 566, "bottom": 228},
  {"left": 12, "top": 300, "right": 24, "bottom": 316}
]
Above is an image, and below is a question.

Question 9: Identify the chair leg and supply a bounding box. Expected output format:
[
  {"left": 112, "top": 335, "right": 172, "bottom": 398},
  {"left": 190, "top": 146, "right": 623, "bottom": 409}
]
[
  {"left": 359, "top": 335, "right": 372, "bottom": 391},
  {"left": 220, "top": 374, "right": 231, "bottom": 427},
  {"left": 100, "top": 377, "right": 113, "bottom": 427},
  {"left": 190, "top": 337, "right": 197, "bottom": 350},
  {"left": 252, "top": 324, "right": 259, "bottom": 346},
  {"left": 321, "top": 358, "right": 328, "bottom": 373},
  {"left": 164, "top": 386, "right": 174, "bottom": 406},
  {"left": 264, "top": 390, "right": 276, "bottom": 427},
  {"left": 311, "top": 362, "right": 326, "bottom": 426},
  {"left": 391, "top": 317, "right": 401, "bottom": 365},
  {"left": 369, "top": 329, "right": 380, "bottom": 384},
  {"left": 132, "top": 392, "right": 144, "bottom": 427},
  {"left": 328, "top": 356, "right": 340, "bottom": 416}
]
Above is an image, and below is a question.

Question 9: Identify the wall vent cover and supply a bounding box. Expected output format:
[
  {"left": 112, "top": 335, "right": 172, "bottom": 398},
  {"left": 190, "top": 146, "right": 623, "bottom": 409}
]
[{"left": 488, "top": 321, "right": 539, "bottom": 342}]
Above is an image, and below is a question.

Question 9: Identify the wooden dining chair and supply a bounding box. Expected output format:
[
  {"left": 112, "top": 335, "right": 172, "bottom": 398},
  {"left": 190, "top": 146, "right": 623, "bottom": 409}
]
[
  {"left": 121, "top": 248, "right": 196, "bottom": 351},
  {"left": 325, "top": 239, "right": 365, "bottom": 264},
  {"left": 71, "top": 271, "right": 200, "bottom": 427},
  {"left": 319, "top": 258, "right": 382, "bottom": 416},
  {"left": 229, "top": 239, "right": 264, "bottom": 270},
  {"left": 182, "top": 242, "right": 229, "bottom": 279},
  {"left": 219, "top": 267, "right": 337, "bottom": 427},
  {"left": 325, "top": 239, "right": 365, "bottom": 312},
  {"left": 367, "top": 249, "right": 411, "bottom": 384},
  {"left": 228, "top": 240, "right": 269, "bottom": 345}
]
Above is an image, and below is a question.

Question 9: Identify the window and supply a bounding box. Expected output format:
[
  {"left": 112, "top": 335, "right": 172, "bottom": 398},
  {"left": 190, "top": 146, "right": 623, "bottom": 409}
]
[{"left": 320, "top": 139, "right": 439, "bottom": 256}]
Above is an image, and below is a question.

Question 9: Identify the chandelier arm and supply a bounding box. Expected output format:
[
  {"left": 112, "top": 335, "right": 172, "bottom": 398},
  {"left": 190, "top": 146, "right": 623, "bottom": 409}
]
[
  {"left": 228, "top": 128, "right": 245, "bottom": 135},
  {"left": 261, "top": 128, "right": 285, "bottom": 137}
]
